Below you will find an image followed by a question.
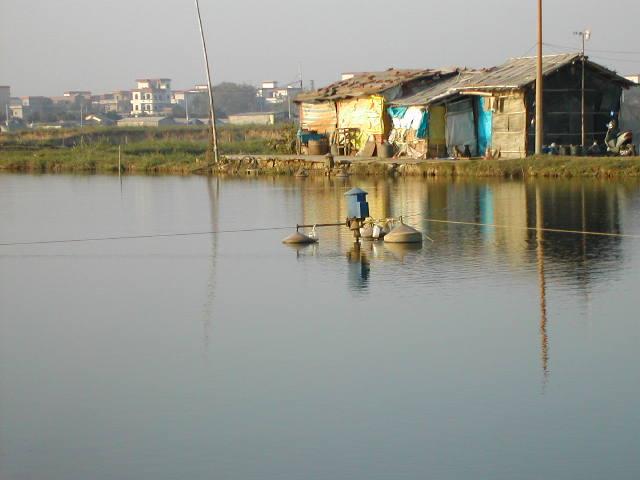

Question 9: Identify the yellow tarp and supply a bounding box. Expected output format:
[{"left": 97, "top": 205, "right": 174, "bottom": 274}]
[
  {"left": 429, "top": 105, "right": 446, "bottom": 144},
  {"left": 337, "top": 95, "right": 385, "bottom": 150},
  {"left": 428, "top": 105, "right": 446, "bottom": 156}
]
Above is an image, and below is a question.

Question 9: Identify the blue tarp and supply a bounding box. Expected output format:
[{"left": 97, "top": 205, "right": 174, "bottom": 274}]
[
  {"left": 388, "top": 106, "right": 408, "bottom": 119},
  {"left": 476, "top": 97, "right": 492, "bottom": 155}
]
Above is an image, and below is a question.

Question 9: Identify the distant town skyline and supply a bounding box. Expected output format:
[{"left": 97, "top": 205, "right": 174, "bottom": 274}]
[{"left": 2, "top": 0, "right": 640, "bottom": 97}]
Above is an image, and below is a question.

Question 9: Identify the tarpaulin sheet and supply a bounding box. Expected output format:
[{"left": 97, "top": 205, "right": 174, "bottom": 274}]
[
  {"left": 338, "top": 95, "right": 385, "bottom": 150},
  {"left": 446, "top": 99, "right": 477, "bottom": 156},
  {"left": 388, "top": 106, "right": 428, "bottom": 138},
  {"left": 300, "top": 102, "right": 337, "bottom": 134},
  {"left": 476, "top": 97, "right": 492, "bottom": 155},
  {"left": 428, "top": 106, "right": 446, "bottom": 144},
  {"left": 621, "top": 86, "right": 640, "bottom": 147}
]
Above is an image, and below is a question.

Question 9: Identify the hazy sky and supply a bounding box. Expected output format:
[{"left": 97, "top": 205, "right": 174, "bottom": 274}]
[{"left": 1, "top": 0, "right": 639, "bottom": 97}]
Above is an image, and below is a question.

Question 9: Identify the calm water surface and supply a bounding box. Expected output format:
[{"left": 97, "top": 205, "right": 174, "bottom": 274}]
[{"left": 0, "top": 173, "right": 639, "bottom": 480}]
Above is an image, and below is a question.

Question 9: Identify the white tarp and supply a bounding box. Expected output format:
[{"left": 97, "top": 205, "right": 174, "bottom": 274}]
[
  {"left": 621, "top": 86, "right": 640, "bottom": 148},
  {"left": 446, "top": 99, "right": 477, "bottom": 156}
]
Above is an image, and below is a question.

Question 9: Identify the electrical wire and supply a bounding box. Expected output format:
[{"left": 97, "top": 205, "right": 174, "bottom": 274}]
[
  {"left": 414, "top": 216, "right": 640, "bottom": 239},
  {"left": 542, "top": 43, "right": 640, "bottom": 63},
  {"left": 0, "top": 226, "right": 293, "bottom": 247},
  {"left": 2, "top": 214, "right": 639, "bottom": 248}
]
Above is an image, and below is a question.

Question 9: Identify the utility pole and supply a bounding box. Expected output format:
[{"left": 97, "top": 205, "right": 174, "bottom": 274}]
[
  {"left": 574, "top": 29, "right": 591, "bottom": 146},
  {"left": 185, "top": 94, "right": 190, "bottom": 124},
  {"left": 5, "top": 104, "right": 9, "bottom": 127},
  {"left": 80, "top": 104, "right": 83, "bottom": 128},
  {"left": 535, "top": 0, "right": 544, "bottom": 155},
  {"left": 195, "top": 0, "right": 219, "bottom": 163}
]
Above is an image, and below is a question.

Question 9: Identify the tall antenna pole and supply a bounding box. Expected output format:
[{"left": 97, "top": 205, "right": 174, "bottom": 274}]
[
  {"left": 574, "top": 29, "right": 590, "bottom": 147},
  {"left": 581, "top": 34, "right": 586, "bottom": 147},
  {"left": 535, "top": 0, "right": 544, "bottom": 155},
  {"left": 195, "top": 0, "right": 219, "bottom": 163}
]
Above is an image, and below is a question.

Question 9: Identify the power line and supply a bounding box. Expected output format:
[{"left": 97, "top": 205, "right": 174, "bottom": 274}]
[
  {"left": 2, "top": 215, "right": 639, "bottom": 248},
  {"left": 416, "top": 217, "right": 640, "bottom": 239},
  {"left": 543, "top": 42, "right": 640, "bottom": 61},
  {"left": 588, "top": 54, "right": 640, "bottom": 64},
  {"left": 0, "top": 226, "right": 293, "bottom": 247}
]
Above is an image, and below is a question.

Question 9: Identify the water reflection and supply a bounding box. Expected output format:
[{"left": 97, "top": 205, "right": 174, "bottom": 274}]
[
  {"left": 295, "top": 176, "right": 628, "bottom": 288},
  {"left": 347, "top": 242, "right": 370, "bottom": 292},
  {"left": 203, "top": 177, "right": 219, "bottom": 353},
  {"left": 291, "top": 176, "right": 638, "bottom": 385},
  {"left": 536, "top": 185, "right": 550, "bottom": 387}
]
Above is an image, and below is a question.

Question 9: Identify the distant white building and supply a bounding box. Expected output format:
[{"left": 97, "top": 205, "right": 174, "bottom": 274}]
[
  {"left": 227, "top": 111, "right": 286, "bottom": 126},
  {"left": 117, "top": 116, "right": 175, "bottom": 127},
  {"left": 130, "top": 78, "right": 172, "bottom": 116},
  {"left": 256, "top": 80, "right": 302, "bottom": 108},
  {"left": 626, "top": 74, "right": 640, "bottom": 84}
]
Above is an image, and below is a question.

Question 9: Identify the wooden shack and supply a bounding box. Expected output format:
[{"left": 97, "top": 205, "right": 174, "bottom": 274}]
[
  {"left": 294, "top": 69, "right": 457, "bottom": 154},
  {"left": 391, "top": 54, "right": 635, "bottom": 158}
]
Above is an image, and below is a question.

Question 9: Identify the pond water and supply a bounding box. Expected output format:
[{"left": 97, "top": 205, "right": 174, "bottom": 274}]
[{"left": 0, "top": 173, "right": 639, "bottom": 480}]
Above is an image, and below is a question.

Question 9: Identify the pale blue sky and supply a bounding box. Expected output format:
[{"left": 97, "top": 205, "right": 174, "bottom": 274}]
[{"left": 1, "top": 0, "right": 639, "bottom": 96}]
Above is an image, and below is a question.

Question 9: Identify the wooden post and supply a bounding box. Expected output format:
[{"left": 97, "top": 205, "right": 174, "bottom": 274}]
[
  {"left": 194, "top": 0, "right": 220, "bottom": 164},
  {"left": 535, "top": 0, "right": 544, "bottom": 155}
]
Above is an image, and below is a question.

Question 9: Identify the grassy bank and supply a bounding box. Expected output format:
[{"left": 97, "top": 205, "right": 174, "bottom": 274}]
[
  {"left": 2, "top": 126, "right": 640, "bottom": 176},
  {"left": 407, "top": 155, "right": 640, "bottom": 178},
  {"left": 3, "top": 148, "right": 640, "bottom": 177},
  {"left": 0, "top": 124, "right": 297, "bottom": 174}
]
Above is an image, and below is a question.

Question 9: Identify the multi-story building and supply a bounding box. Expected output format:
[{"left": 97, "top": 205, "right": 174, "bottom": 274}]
[
  {"left": 10, "top": 96, "right": 54, "bottom": 121},
  {"left": 131, "top": 78, "right": 172, "bottom": 116},
  {"left": 50, "top": 91, "right": 93, "bottom": 117},
  {"left": 0, "top": 86, "right": 10, "bottom": 121},
  {"left": 171, "top": 84, "right": 209, "bottom": 118},
  {"left": 256, "top": 80, "right": 302, "bottom": 108},
  {"left": 93, "top": 91, "right": 132, "bottom": 114}
]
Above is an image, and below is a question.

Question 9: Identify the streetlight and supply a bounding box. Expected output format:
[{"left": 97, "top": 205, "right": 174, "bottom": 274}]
[{"left": 574, "top": 29, "right": 591, "bottom": 147}]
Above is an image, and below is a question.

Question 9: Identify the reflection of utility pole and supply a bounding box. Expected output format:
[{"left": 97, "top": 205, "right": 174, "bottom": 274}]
[
  {"left": 535, "top": 185, "right": 549, "bottom": 387},
  {"left": 203, "top": 177, "right": 220, "bottom": 353}
]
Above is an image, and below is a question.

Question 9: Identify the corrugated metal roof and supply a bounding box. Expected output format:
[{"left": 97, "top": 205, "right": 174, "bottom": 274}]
[
  {"left": 295, "top": 68, "right": 456, "bottom": 103},
  {"left": 391, "top": 71, "right": 482, "bottom": 106},
  {"left": 392, "top": 54, "right": 634, "bottom": 106},
  {"left": 458, "top": 53, "right": 633, "bottom": 90}
]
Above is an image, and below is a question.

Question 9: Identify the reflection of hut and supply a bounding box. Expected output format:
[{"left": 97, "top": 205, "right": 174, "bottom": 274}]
[
  {"left": 294, "top": 69, "right": 457, "bottom": 155},
  {"left": 391, "top": 54, "right": 635, "bottom": 159}
]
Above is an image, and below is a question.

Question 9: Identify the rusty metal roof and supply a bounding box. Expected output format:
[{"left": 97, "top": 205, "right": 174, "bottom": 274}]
[{"left": 294, "top": 68, "right": 457, "bottom": 103}]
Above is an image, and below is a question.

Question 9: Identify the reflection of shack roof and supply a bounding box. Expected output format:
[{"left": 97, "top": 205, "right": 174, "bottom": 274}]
[
  {"left": 392, "top": 54, "right": 634, "bottom": 107},
  {"left": 295, "top": 68, "right": 457, "bottom": 103}
]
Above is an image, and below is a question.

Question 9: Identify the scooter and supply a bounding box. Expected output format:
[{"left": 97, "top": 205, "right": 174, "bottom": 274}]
[{"left": 605, "top": 121, "right": 635, "bottom": 156}]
